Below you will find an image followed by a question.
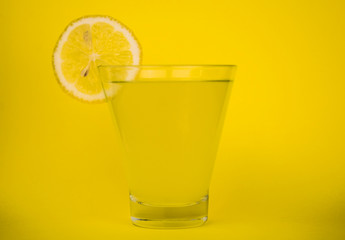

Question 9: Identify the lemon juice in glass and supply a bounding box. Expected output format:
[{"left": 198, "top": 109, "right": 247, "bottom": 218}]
[
  {"left": 99, "top": 65, "right": 236, "bottom": 228},
  {"left": 53, "top": 16, "right": 236, "bottom": 229}
]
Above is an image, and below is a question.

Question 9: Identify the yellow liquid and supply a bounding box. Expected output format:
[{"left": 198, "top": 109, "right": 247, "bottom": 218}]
[{"left": 109, "top": 80, "right": 232, "bottom": 206}]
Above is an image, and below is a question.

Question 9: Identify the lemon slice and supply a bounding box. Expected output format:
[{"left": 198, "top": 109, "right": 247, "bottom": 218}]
[{"left": 53, "top": 16, "right": 141, "bottom": 102}]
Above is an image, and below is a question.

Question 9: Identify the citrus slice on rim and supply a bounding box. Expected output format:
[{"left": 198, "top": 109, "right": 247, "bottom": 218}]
[{"left": 53, "top": 16, "right": 141, "bottom": 102}]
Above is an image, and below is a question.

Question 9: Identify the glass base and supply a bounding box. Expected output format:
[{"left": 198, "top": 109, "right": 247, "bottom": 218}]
[{"left": 129, "top": 195, "right": 209, "bottom": 229}]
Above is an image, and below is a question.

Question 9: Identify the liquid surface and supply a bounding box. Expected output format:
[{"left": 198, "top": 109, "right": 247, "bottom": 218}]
[{"left": 108, "top": 80, "right": 232, "bottom": 206}]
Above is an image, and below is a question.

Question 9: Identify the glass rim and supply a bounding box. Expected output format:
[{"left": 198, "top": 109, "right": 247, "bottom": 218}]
[
  {"left": 98, "top": 64, "right": 236, "bottom": 83},
  {"left": 98, "top": 64, "right": 237, "bottom": 68}
]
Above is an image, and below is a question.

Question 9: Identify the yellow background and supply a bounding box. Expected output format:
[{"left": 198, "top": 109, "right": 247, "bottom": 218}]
[{"left": 1, "top": 0, "right": 345, "bottom": 239}]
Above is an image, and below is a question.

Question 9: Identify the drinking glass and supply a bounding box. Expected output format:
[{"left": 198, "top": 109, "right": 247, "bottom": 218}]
[{"left": 98, "top": 65, "right": 236, "bottom": 228}]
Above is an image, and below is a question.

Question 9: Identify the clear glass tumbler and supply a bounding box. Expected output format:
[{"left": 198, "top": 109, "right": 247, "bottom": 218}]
[{"left": 98, "top": 65, "right": 236, "bottom": 228}]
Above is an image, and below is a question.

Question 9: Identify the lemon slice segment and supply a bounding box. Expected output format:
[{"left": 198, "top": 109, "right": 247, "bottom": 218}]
[{"left": 53, "top": 16, "right": 141, "bottom": 102}]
